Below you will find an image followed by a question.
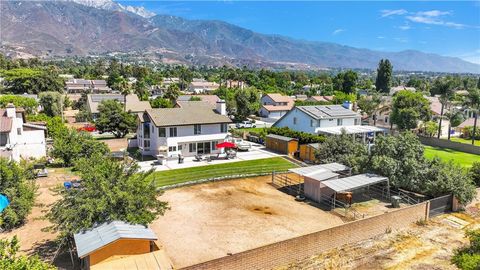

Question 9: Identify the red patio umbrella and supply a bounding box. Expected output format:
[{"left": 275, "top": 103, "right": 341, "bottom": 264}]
[{"left": 216, "top": 141, "right": 236, "bottom": 148}]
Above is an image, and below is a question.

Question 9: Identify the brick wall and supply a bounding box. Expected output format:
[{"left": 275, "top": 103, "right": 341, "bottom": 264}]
[
  {"left": 181, "top": 202, "right": 429, "bottom": 270},
  {"left": 418, "top": 136, "right": 480, "bottom": 155}
]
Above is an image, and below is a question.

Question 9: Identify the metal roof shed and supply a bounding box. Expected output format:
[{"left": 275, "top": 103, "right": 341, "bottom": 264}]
[
  {"left": 288, "top": 163, "right": 350, "bottom": 176},
  {"left": 321, "top": 173, "right": 388, "bottom": 193}
]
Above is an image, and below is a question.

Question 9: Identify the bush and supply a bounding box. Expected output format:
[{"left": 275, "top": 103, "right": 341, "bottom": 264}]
[
  {"left": 463, "top": 126, "right": 480, "bottom": 140},
  {"left": 0, "top": 159, "right": 37, "bottom": 230},
  {"left": 452, "top": 230, "right": 480, "bottom": 270},
  {"left": 27, "top": 114, "right": 67, "bottom": 140},
  {"left": 265, "top": 127, "right": 325, "bottom": 144},
  {"left": 0, "top": 236, "right": 55, "bottom": 270},
  {"left": 0, "top": 95, "right": 38, "bottom": 114},
  {"left": 469, "top": 162, "right": 480, "bottom": 187}
]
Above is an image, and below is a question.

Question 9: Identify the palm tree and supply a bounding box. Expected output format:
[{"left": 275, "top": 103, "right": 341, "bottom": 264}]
[
  {"left": 466, "top": 88, "right": 480, "bottom": 145},
  {"left": 112, "top": 78, "right": 131, "bottom": 112}
]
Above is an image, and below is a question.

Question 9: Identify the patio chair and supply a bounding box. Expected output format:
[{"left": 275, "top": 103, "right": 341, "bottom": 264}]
[{"left": 194, "top": 154, "right": 203, "bottom": 162}]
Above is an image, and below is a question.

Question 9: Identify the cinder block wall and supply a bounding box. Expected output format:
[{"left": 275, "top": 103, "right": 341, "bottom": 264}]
[{"left": 181, "top": 202, "right": 428, "bottom": 270}]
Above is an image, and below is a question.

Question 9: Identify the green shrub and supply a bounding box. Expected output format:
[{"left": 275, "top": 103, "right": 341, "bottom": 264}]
[{"left": 452, "top": 229, "right": 480, "bottom": 270}]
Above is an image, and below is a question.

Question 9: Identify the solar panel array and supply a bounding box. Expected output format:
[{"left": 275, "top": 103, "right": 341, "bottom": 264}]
[
  {"left": 91, "top": 95, "right": 124, "bottom": 103},
  {"left": 299, "top": 105, "right": 357, "bottom": 119}
]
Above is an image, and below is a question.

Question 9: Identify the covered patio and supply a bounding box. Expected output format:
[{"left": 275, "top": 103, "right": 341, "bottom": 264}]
[{"left": 315, "top": 125, "right": 388, "bottom": 143}]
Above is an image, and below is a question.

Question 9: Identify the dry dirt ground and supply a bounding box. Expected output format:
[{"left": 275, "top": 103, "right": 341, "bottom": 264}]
[
  {"left": 0, "top": 168, "right": 78, "bottom": 261},
  {"left": 97, "top": 137, "right": 128, "bottom": 151},
  {"left": 150, "top": 175, "right": 346, "bottom": 268},
  {"left": 278, "top": 190, "right": 480, "bottom": 270}
]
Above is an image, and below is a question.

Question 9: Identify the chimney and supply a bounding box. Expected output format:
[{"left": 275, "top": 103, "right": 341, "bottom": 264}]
[
  {"left": 216, "top": 100, "right": 226, "bottom": 116},
  {"left": 5, "top": 103, "right": 15, "bottom": 118}
]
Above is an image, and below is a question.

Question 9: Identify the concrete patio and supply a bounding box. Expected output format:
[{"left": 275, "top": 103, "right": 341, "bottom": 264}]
[{"left": 137, "top": 143, "right": 282, "bottom": 172}]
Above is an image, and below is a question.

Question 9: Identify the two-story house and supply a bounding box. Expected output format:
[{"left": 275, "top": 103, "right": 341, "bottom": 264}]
[
  {"left": 259, "top": 93, "right": 294, "bottom": 120},
  {"left": 0, "top": 104, "right": 46, "bottom": 161},
  {"left": 273, "top": 105, "right": 362, "bottom": 134},
  {"left": 137, "top": 101, "right": 231, "bottom": 158}
]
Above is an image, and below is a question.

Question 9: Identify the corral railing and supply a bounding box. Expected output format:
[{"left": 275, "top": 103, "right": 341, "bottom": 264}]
[
  {"left": 429, "top": 194, "right": 453, "bottom": 217},
  {"left": 156, "top": 164, "right": 293, "bottom": 190}
]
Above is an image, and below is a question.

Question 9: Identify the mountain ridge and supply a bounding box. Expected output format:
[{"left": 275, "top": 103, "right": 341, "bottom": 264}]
[{"left": 1, "top": 1, "right": 479, "bottom": 73}]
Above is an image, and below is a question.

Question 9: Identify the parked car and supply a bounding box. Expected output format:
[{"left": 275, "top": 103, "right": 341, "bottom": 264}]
[
  {"left": 77, "top": 124, "right": 96, "bottom": 132},
  {"left": 236, "top": 120, "right": 256, "bottom": 129},
  {"left": 232, "top": 138, "right": 252, "bottom": 151}
]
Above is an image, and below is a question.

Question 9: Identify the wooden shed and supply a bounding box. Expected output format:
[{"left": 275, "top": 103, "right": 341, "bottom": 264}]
[
  {"left": 74, "top": 221, "right": 173, "bottom": 270},
  {"left": 265, "top": 134, "right": 298, "bottom": 156},
  {"left": 299, "top": 143, "right": 321, "bottom": 163}
]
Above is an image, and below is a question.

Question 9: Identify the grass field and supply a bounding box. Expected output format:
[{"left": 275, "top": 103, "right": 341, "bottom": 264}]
[
  {"left": 149, "top": 157, "right": 298, "bottom": 187},
  {"left": 449, "top": 137, "right": 480, "bottom": 147},
  {"left": 424, "top": 146, "right": 479, "bottom": 168}
]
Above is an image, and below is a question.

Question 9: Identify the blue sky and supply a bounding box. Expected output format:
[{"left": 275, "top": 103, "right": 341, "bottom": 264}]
[{"left": 121, "top": 1, "right": 480, "bottom": 64}]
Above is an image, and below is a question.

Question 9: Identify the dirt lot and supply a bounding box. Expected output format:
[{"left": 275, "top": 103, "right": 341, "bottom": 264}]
[
  {"left": 278, "top": 190, "right": 480, "bottom": 270},
  {"left": 151, "top": 175, "right": 346, "bottom": 268},
  {"left": 0, "top": 168, "right": 78, "bottom": 258}
]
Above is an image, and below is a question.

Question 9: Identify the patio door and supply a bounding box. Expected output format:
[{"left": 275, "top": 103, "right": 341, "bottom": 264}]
[{"left": 196, "top": 142, "right": 211, "bottom": 154}]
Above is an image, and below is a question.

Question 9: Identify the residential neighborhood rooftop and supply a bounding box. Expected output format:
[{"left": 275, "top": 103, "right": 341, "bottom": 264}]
[
  {"left": 87, "top": 94, "right": 151, "bottom": 114},
  {"left": 297, "top": 105, "right": 361, "bottom": 119}
]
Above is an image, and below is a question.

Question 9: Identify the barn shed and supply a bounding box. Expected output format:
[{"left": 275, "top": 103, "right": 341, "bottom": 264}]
[
  {"left": 265, "top": 134, "right": 298, "bottom": 156},
  {"left": 299, "top": 143, "right": 321, "bottom": 163}
]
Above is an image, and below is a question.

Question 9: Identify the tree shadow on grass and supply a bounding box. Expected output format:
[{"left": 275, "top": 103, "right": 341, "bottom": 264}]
[{"left": 31, "top": 239, "right": 80, "bottom": 270}]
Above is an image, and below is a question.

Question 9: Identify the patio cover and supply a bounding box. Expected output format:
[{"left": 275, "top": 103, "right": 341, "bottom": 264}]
[
  {"left": 315, "top": 125, "right": 387, "bottom": 135},
  {"left": 321, "top": 173, "right": 388, "bottom": 193}
]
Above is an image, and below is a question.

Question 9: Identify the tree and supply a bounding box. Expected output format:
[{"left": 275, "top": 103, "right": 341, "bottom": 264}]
[
  {"left": 333, "top": 70, "right": 358, "bottom": 94},
  {"left": 469, "top": 162, "right": 480, "bottom": 186},
  {"left": 452, "top": 229, "right": 480, "bottom": 270},
  {"left": 133, "top": 80, "right": 149, "bottom": 101},
  {"left": 163, "top": 83, "right": 180, "bottom": 101},
  {"left": 375, "top": 59, "right": 393, "bottom": 93},
  {"left": 234, "top": 87, "right": 260, "bottom": 120},
  {"left": 51, "top": 129, "right": 109, "bottom": 166},
  {"left": 431, "top": 78, "right": 455, "bottom": 138},
  {"left": 465, "top": 88, "right": 480, "bottom": 145},
  {"left": 421, "top": 121, "right": 438, "bottom": 137},
  {"left": 315, "top": 131, "right": 368, "bottom": 173},
  {"left": 150, "top": 97, "right": 173, "bottom": 108},
  {"left": 368, "top": 132, "right": 428, "bottom": 190},
  {"left": 0, "top": 236, "right": 55, "bottom": 270},
  {"left": 111, "top": 78, "right": 131, "bottom": 111},
  {"left": 0, "top": 159, "right": 37, "bottom": 230},
  {"left": 27, "top": 114, "right": 67, "bottom": 140},
  {"left": 391, "top": 90, "right": 431, "bottom": 130},
  {"left": 178, "top": 67, "right": 193, "bottom": 91},
  {"left": 1, "top": 68, "right": 64, "bottom": 94},
  {"left": 0, "top": 95, "right": 38, "bottom": 114},
  {"left": 357, "top": 93, "right": 381, "bottom": 125},
  {"left": 47, "top": 154, "right": 168, "bottom": 241},
  {"left": 39, "top": 91, "right": 64, "bottom": 117},
  {"left": 95, "top": 100, "right": 136, "bottom": 138}
]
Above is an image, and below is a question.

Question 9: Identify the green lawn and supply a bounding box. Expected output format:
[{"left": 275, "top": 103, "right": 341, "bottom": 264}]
[
  {"left": 449, "top": 137, "right": 480, "bottom": 147},
  {"left": 149, "top": 157, "right": 298, "bottom": 187},
  {"left": 424, "top": 146, "right": 479, "bottom": 168}
]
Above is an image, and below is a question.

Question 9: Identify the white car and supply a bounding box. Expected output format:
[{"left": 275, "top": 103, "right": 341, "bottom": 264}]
[
  {"left": 235, "top": 121, "right": 256, "bottom": 129},
  {"left": 232, "top": 138, "right": 251, "bottom": 151}
]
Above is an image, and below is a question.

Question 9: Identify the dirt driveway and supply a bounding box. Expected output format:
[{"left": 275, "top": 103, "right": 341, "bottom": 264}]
[{"left": 151, "top": 175, "right": 345, "bottom": 268}]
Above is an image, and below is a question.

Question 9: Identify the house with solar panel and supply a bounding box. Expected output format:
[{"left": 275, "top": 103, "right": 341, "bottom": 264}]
[
  {"left": 273, "top": 105, "right": 387, "bottom": 143},
  {"left": 74, "top": 221, "right": 173, "bottom": 270},
  {"left": 86, "top": 94, "right": 152, "bottom": 120}
]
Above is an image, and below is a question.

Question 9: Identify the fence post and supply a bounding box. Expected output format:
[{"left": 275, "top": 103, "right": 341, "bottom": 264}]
[
  {"left": 425, "top": 200, "right": 430, "bottom": 220},
  {"left": 272, "top": 171, "right": 275, "bottom": 184}
]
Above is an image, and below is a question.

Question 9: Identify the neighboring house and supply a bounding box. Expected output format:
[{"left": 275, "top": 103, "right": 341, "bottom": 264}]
[
  {"left": 137, "top": 101, "right": 231, "bottom": 158},
  {"left": 176, "top": 95, "right": 220, "bottom": 108},
  {"left": 66, "top": 79, "right": 111, "bottom": 94},
  {"left": 87, "top": 94, "right": 151, "bottom": 119},
  {"left": 74, "top": 221, "right": 173, "bottom": 270},
  {"left": 389, "top": 86, "right": 415, "bottom": 96},
  {"left": 273, "top": 105, "right": 362, "bottom": 134},
  {"left": 425, "top": 96, "right": 451, "bottom": 137},
  {"left": 306, "top": 96, "right": 334, "bottom": 103},
  {"left": 0, "top": 104, "right": 46, "bottom": 161},
  {"left": 226, "top": 80, "right": 247, "bottom": 89},
  {"left": 259, "top": 93, "right": 294, "bottom": 119},
  {"left": 456, "top": 118, "right": 476, "bottom": 135},
  {"left": 149, "top": 78, "right": 180, "bottom": 96},
  {"left": 188, "top": 79, "right": 220, "bottom": 94}
]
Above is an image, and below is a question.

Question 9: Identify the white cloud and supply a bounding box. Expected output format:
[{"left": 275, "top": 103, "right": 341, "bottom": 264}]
[
  {"left": 406, "top": 15, "right": 465, "bottom": 29},
  {"left": 417, "top": 10, "right": 451, "bottom": 17},
  {"left": 380, "top": 9, "right": 407, "bottom": 18},
  {"left": 332, "top": 29, "right": 345, "bottom": 35},
  {"left": 394, "top": 37, "right": 408, "bottom": 43},
  {"left": 398, "top": 25, "right": 411, "bottom": 30},
  {"left": 377, "top": 36, "right": 385, "bottom": 39}
]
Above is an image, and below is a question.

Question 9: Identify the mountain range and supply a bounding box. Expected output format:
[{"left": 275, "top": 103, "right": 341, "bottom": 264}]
[{"left": 1, "top": 0, "right": 479, "bottom": 73}]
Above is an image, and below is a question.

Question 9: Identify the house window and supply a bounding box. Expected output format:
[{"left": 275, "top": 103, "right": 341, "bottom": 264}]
[
  {"left": 0, "top": 133, "right": 7, "bottom": 146},
  {"left": 310, "top": 119, "right": 315, "bottom": 127},
  {"left": 143, "top": 123, "right": 150, "bottom": 139},
  {"left": 189, "top": 143, "right": 197, "bottom": 152},
  {"left": 293, "top": 117, "right": 297, "bottom": 125},
  {"left": 169, "top": 127, "right": 177, "bottom": 137},
  {"left": 337, "top": 119, "right": 343, "bottom": 126},
  {"left": 194, "top": 124, "right": 202, "bottom": 135},
  {"left": 158, "top": 128, "right": 166, "bottom": 137},
  {"left": 168, "top": 146, "right": 177, "bottom": 152},
  {"left": 143, "top": 140, "right": 150, "bottom": 149},
  {"left": 221, "top": 123, "right": 228, "bottom": 133},
  {"left": 178, "top": 145, "right": 183, "bottom": 151},
  {"left": 17, "top": 128, "right": 22, "bottom": 135},
  {"left": 211, "top": 141, "right": 217, "bottom": 151},
  {"left": 384, "top": 117, "right": 388, "bottom": 123}
]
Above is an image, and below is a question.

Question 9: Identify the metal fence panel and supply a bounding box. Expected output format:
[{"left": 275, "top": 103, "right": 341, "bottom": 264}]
[{"left": 429, "top": 194, "right": 452, "bottom": 217}]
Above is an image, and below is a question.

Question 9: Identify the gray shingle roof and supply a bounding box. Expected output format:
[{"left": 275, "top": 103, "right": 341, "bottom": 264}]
[
  {"left": 74, "top": 221, "right": 157, "bottom": 258},
  {"left": 297, "top": 105, "right": 360, "bottom": 119},
  {"left": 146, "top": 102, "right": 231, "bottom": 127}
]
